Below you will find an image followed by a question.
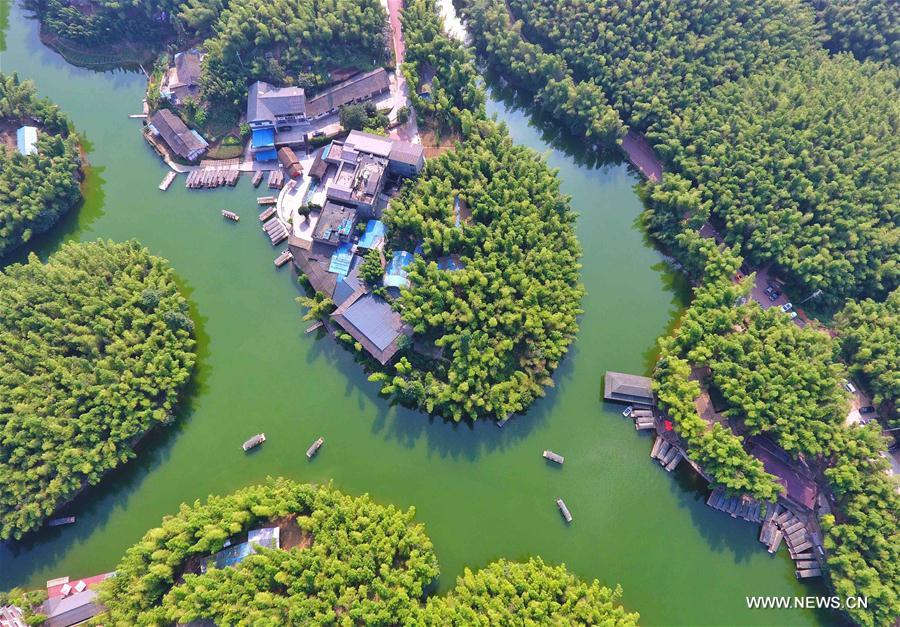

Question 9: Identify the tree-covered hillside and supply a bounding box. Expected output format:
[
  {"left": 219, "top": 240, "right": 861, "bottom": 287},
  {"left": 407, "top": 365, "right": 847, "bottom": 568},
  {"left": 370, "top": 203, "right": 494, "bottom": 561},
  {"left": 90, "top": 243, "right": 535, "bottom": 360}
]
[
  {"left": 0, "top": 72, "right": 82, "bottom": 258},
  {"left": 646, "top": 54, "right": 899, "bottom": 307},
  {"left": 373, "top": 120, "right": 584, "bottom": 422},
  {"left": 421, "top": 557, "right": 639, "bottom": 625},
  {"left": 99, "top": 480, "right": 637, "bottom": 624},
  {"left": 0, "top": 240, "right": 196, "bottom": 540},
  {"left": 807, "top": 0, "right": 899, "bottom": 64},
  {"left": 499, "top": 0, "right": 817, "bottom": 132}
]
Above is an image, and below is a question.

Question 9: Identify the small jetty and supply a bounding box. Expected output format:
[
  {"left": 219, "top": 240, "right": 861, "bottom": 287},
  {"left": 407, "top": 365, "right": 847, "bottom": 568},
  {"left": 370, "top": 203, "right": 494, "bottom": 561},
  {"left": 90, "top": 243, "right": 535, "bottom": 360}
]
[
  {"left": 252, "top": 171, "right": 264, "bottom": 187},
  {"left": 262, "top": 219, "right": 288, "bottom": 245},
  {"left": 543, "top": 450, "right": 564, "bottom": 465},
  {"left": 556, "top": 498, "right": 573, "bottom": 523},
  {"left": 305, "top": 321, "right": 323, "bottom": 334},
  {"left": 257, "top": 195, "right": 278, "bottom": 205},
  {"left": 306, "top": 437, "right": 325, "bottom": 459},
  {"left": 242, "top": 433, "right": 266, "bottom": 452},
  {"left": 158, "top": 171, "right": 177, "bottom": 191},
  {"left": 268, "top": 169, "right": 285, "bottom": 189},
  {"left": 221, "top": 210, "right": 240, "bottom": 222},
  {"left": 186, "top": 167, "right": 240, "bottom": 190},
  {"left": 47, "top": 516, "right": 76, "bottom": 527},
  {"left": 274, "top": 250, "right": 293, "bottom": 267},
  {"left": 259, "top": 206, "right": 277, "bottom": 222}
]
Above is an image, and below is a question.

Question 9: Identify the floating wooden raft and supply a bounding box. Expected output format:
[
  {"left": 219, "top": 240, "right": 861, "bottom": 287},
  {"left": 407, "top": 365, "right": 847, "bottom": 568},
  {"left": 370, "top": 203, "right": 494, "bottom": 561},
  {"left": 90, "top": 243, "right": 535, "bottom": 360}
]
[
  {"left": 259, "top": 206, "right": 277, "bottom": 222},
  {"left": 796, "top": 568, "right": 822, "bottom": 579},
  {"left": 263, "top": 219, "right": 288, "bottom": 245},
  {"left": 222, "top": 210, "right": 240, "bottom": 222},
  {"left": 274, "top": 250, "right": 293, "bottom": 267},
  {"left": 158, "top": 171, "right": 177, "bottom": 191},
  {"left": 242, "top": 433, "right": 266, "bottom": 451},
  {"left": 252, "top": 171, "right": 264, "bottom": 187},
  {"left": 306, "top": 437, "right": 324, "bottom": 459},
  {"left": 543, "top": 450, "right": 564, "bottom": 465},
  {"left": 257, "top": 196, "right": 277, "bottom": 205},
  {"left": 268, "top": 169, "right": 284, "bottom": 189},
  {"left": 556, "top": 498, "right": 573, "bottom": 523},
  {"left": 47, "top": 516, "right": 76, "bottom": 527},
  {"left": 305, "top": 321, "right": 323, "bottom": 334}
]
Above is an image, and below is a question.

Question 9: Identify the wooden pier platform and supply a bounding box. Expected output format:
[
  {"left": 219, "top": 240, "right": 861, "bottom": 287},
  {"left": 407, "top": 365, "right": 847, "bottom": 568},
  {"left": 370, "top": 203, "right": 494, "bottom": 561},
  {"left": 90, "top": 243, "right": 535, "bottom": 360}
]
[
  {"left": 274, "top": 250, "right": 293, "bottom": 267},
  {"left": 252, "top": 171, "right": 264, "bottom": 187},
  {"left": 305, "top": 321, "right": 323, "bottom": 334},
  {"left": 259, "top": 206, "right": 277, "bottom": 222},
  {"left": 158, "top": 171, "right": 177, "bottom": 191}
]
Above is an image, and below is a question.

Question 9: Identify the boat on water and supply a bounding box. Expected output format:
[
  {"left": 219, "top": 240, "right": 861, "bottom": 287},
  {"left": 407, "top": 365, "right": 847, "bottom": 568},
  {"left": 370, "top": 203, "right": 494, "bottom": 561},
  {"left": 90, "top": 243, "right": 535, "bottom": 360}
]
[
  {"left": 622, "top": 405, "right": 634, "bottom": 417},
  {"left": 242, "top": 433, "right": 266, "bottom": 451},
  {"left": 306, "top": 437, "right": 324, "bottom": 459},
  {"left": 47, "top": 516, "right": 76, "bottom": 527},
  {"left": 556, "top": 498, "right": 573, "bottom": 523},
  {"left": 543, "top": 450, "right": 564, "bottom": 465},
  {"left": 222, "top": 210, "right": 240, "bottom": 222}
]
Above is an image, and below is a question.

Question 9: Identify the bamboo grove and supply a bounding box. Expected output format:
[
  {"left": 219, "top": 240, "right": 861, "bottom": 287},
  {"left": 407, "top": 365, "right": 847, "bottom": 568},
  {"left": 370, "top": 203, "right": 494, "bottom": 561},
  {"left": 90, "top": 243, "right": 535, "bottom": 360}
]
[
  {"left": 98, "top": 479, "right": 637, "bottom": 625},
  {"left": 0, "top": 240, "right": 196, "bottom": 539},
  {"left": 0, "top": 72, "right": 82, "bottom": 258}
]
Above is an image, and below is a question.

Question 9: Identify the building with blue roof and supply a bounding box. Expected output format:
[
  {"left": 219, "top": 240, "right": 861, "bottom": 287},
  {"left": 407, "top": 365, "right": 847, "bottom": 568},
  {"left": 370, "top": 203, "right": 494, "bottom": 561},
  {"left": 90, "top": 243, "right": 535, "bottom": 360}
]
[
  {"left": 16, "top": 126, "right": 38, "bottom": 156},
  {"left": 328, "top": 242, "right": 355, "bottom": 276},
  {"left": 358, "top": 220, "right": 386, "bottom": 250},
  {"left": 384, "top": 250, "right": 414, "bottom": 289}
]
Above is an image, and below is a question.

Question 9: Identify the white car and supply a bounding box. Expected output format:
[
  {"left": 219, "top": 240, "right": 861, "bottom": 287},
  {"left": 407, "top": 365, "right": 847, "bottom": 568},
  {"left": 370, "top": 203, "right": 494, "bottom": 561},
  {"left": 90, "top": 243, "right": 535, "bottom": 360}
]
[
  {"left": 789, "top": 311, "right": 798, "bottom": 319},
  {"left": 780, "top": 302, "right": 793, "bottom": 313},
  {"left": 622, "top": 405, "right": 633, "bottom": 418}
]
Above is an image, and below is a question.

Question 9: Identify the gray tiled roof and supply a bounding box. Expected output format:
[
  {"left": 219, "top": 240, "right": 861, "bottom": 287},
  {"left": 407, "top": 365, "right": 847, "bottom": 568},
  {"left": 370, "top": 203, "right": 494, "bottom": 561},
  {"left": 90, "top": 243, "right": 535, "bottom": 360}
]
[
  {"left": 305, "top": 68, "right": 390, "bottom": 119},
  {"left": 248, "top": 81, "right": 306, "bottom": 123},
  {"left": 149, "top": 109, "right": 207, "bottom": 160}
]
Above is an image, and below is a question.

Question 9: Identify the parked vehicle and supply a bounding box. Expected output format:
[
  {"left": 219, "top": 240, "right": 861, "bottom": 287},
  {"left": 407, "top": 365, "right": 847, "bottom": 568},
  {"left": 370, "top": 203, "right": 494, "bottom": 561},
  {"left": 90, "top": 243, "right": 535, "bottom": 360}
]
[
  {"left": 860, "top": 406, "right": 876, "bottom": 414},
  {"left": 843, "top": 380, "right": 857, "bottom": 394},
  {"left": 789, "top": 311, "right": 798, "bottom": 319},
  {"left": 780, "top": 302, "right": 793, "bottom": 312},
  {"left": 768, "top": 289, "right": 781, "bottom": 301}
]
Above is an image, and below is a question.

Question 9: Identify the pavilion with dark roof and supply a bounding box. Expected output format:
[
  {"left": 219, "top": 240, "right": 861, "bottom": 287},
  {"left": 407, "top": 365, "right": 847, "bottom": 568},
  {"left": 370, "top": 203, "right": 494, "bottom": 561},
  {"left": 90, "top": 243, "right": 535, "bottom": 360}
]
[
  {"left": 604, "top": 371, "right": 655, "bottom": 406},
  {"left": 331, "top": 293, "right": 411, "bottom": 365}
]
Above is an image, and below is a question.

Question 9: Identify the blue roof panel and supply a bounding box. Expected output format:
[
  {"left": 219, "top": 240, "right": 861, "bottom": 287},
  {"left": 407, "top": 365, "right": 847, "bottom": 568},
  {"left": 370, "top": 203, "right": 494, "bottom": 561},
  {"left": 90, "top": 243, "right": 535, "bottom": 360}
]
[{"left": 359, "top": 220, "right": 386, "bottom": 249}]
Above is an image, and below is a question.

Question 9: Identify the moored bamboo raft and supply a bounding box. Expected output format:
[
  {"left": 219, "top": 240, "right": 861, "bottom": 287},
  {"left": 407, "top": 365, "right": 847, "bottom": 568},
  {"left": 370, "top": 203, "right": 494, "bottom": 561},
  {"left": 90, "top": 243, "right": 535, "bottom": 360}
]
[
  {"left": 796, "top": 568, "right": 822, "bottom": 579},
  {"left": 543, "top": 450, "right": 564, "bottom": 465},
  {"left": 306, "top": 437, "right": 324, "bottom": 459},
  {"left": 252, "top": 171, "right": 264, "bottom": 187},
  {"left": 259, "top": 206, "right": 277, "bottom": 221},
  {"left": 268, "top": 169, "right": 284, "bottom": 189},
  {"left": 650, "top": 437, "right": 663, "bottom": 459},
  {"left": 556, "top": 498, "right": 573, "bottom": 523},
  {"left": 222, "top": 210, "right": 240, "bottom": 222},
  {"left": 47, "top": 516, "right": 76, "bottom": 527},
  {"left": 257, "top": 195, "right": 277, "bottom": 205},
  {"left": 158, "top": 171, "right": 177, "bottom": 191},
  {"left": 274, "top": 250, "right": 293, "bottom": 267},
  {"left": 664, "top": 451, "right": 682, "bottom": 471},
  {"left": 242, "top": 433, "right": 266, "bottom": 451},
  {"left": 305, "top": 321, "right": 323, "bottom": 334}
]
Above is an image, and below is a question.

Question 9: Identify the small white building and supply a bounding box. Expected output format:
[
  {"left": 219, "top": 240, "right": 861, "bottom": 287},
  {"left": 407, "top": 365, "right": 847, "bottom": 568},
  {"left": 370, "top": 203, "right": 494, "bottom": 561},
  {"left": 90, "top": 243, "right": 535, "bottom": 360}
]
[{"left": 16, "top": 126, "right": 38, "bottom": 156}]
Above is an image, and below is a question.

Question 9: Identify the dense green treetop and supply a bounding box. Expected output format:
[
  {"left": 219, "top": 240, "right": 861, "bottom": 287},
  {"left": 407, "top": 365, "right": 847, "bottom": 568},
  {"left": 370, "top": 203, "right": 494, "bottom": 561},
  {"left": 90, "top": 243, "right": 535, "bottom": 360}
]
[
  {"left": 807, "top": 0, "right": 899, "bottom": 64},
  {"left": 503, "top": 0, "right": 818, "bottom": 131},
  {"left": 0, "top": 72, "right": 82, "bottom": 258},
  {"left": 834, "top": 288, "right": 899, "bottom": 422},
  {"left": 0, "top": 240, "right": 196, "bottom": 540},
  {"left": 462, "top": 0, "right": 624, "bottom": 152},
  {"left": 421, "top": 557, "right": 638, "bottom": 625},
  {"left": 101, "top": 480, "right": 439, "bottom": 625},
  {"left": 647, "top": 54, "right": 899, "bottom": 307},
  {"left": 372, "top": 120, "right": 584, "bottom": 422},
  {"left": 99, "top": 480, "right": 636, "bottom": 625},
  {"left": 200, "top": 0, "right": 388, "bottom": 108}
]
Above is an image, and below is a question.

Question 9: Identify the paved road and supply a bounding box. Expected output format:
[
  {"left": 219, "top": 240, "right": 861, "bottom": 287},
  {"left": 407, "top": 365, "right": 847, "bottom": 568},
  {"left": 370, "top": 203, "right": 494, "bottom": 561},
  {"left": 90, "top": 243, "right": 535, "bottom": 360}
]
[{"left": 385, "top": 0, "right": 419, "bottom": 143}]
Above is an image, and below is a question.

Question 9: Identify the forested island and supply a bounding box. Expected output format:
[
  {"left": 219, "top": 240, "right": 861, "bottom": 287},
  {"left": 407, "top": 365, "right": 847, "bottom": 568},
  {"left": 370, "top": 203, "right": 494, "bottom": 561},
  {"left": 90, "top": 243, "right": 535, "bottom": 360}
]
[
  {"left": 0, "top": 240, "right": 196, "bottom": 540},
  {"left": 0, "top": 72, "right": 82, "bottom": 258},
  {"left": 95, "top": 479, "right": 637, "bottom": 624}
]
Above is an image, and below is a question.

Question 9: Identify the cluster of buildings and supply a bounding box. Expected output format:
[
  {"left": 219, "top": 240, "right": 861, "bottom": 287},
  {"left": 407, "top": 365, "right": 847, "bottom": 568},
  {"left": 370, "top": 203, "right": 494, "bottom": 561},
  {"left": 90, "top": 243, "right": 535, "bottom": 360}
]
[
  {"left": 248, "top": 68, "right": 391, "bottom": 161},
  {"left": 287, "top": 130, "right": 445, "bottom": 365}
]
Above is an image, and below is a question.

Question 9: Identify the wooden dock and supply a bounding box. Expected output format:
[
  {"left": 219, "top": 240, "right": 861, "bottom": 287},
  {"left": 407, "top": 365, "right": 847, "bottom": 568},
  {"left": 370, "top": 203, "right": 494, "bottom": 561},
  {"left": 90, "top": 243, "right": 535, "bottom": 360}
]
[
  {"left": 306, "top": 437, "right": 324, "bottom": 459},
  {"left": 268, "top": 169, "right": 284, "bottom": 189},
  {"left": 305, "top": 321, "right": 323, "bottom": 334},
  {"left": 649, "top": 437, "right": 683, "bottom": 472},
  {"left": 259, "top": 206, "right": 277, "bottom": 222},
  {"left": 158, "top": 171, "right": 177, "bottom": 191},
  {"left": 274, "top": 250, "right": 293, "bottom": 267},
  {"left": 257, "top": 196, "right": 278, "bottom": 205},
  {"left": 242, "top": 433, "right": 266, "bottom": 451},
  {"left": 252, "top": 171, "right": 264, "bottom": 187},
  {"left": 556, "top": 498, "right": 573, "bottom": 523},
  {"left": 222, "top": 210, "right": 240, "bottom": 222},
  {"left": 186, "top": 167, "right": 240, "bottom": 189},
  {"left": 543, "top": 450, "right": 564, "bottom": 465}
]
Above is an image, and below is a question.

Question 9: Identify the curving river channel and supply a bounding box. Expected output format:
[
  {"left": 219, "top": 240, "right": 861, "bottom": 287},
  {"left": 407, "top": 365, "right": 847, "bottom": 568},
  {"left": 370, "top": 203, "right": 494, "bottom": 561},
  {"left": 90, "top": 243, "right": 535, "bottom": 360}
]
[{"left": 0, "top": 4, "right": 835, "bottom": 624}]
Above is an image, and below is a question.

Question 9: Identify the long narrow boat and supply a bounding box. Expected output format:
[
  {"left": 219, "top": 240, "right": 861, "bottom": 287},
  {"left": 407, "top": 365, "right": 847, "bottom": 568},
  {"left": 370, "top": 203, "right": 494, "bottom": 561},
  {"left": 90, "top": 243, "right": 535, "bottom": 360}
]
[
  {"left": 542, "top": 450, "right": 564, "bottom": 465},
  {"left": 222, "top": 210, "right": 240, "bottom": 222},
  {"left": 556, "top": 498, "right": 573, "bottom": 523},
  {"left": 242, "top": 433, "right": 266, "bottom": 451},
  {"left": 47, "top": 516, "right": 76, "bottom": 527},
  {"left": 306, "top": 437, "right": 324, "bottom": 459}
]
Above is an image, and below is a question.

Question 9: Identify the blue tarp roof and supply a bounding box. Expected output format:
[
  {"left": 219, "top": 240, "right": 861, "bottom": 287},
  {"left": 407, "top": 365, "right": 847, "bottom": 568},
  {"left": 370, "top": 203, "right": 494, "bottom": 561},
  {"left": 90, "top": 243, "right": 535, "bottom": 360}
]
[
  {"left": 254, "top": 148, "right": 277, "bottom": 162},
  {"left": 343, "top": 295, "right": 404, "bottom": 351},
  {"left": 437, "top": 255, "right": 463, "bottom": 271},
  {"left": 252, "top": 127, "right": 275, "bottom": 149},
  {"left": 328, "top": 243, "right": 355, "bottom": 276},
  {"left": 384, "top": 250, "right": 413, "bottom": 289},
  {"left": 358, "top": 220, "right": 386, "bottom": 249},
  {"left": 202, "top": 527, "right": 280, "bottom": 572}
]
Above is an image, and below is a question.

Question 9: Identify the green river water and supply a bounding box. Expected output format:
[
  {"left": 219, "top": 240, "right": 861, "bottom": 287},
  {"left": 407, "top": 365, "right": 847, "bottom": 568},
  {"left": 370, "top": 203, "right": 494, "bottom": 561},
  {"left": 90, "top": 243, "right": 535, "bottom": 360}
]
[{"left": 0, "top": 4, "right": 835, "bottom": 624}]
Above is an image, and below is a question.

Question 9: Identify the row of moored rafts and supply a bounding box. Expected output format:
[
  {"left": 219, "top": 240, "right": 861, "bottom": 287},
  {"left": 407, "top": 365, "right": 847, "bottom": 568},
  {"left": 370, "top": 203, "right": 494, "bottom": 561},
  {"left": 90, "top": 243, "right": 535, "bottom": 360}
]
[
  {"left": 185, "top": 168, "right": 241, "bottom": 189},
  {"left": 242, "top": 433, "right": 325, "bottom": 460}
]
